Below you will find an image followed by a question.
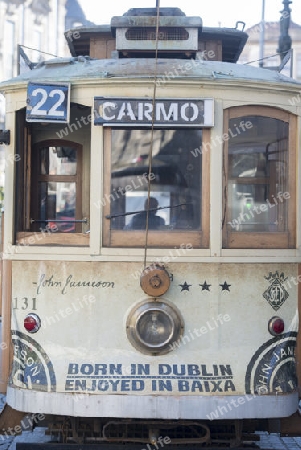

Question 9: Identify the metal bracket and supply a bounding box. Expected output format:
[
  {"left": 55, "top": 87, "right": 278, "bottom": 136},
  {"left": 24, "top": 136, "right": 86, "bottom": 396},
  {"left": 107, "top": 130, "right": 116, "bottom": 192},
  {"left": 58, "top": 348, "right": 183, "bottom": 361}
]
[{"left": 30, "top": 218, "right": 87, "bottom": 224}]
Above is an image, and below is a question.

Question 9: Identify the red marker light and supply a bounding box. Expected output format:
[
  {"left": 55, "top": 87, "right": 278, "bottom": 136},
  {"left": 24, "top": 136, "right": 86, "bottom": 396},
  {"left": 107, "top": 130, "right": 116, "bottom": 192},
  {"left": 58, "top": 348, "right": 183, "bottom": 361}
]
[
  {"left": 24, "top": 314, "right": 41, "bottom": 333},
  {"left": 268, "top": 316, "right": 284, "bottom": 336}
]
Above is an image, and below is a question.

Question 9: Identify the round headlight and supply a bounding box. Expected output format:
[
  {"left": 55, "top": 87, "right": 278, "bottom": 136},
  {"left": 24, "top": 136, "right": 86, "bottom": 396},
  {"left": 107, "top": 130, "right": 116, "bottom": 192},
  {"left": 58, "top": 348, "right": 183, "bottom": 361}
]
[
  {"left": 126, "top": 299, "right": 184, "bottom": 355},
  {"left": 136, "top": 309, "right": 173, "bottom": 347}
]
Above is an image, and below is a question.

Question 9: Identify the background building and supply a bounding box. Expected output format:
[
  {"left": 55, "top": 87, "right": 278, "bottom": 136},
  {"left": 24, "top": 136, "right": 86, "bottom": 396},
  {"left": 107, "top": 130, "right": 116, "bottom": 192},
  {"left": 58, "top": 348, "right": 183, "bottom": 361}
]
[
  {"left": 0, "top": 0, "right": 90, "bottom": 122},
  {"left": 0, "top": 0, "right": 89, "bottom": 194},
  {"left": 65, "top": 0, "right": 93, "bottom": 31},
  {"left": 0, "top": 0, "right": 67, "bottom": 79},
  {"left": 239, "top": 20, "right": 301, "bottom": 80}
]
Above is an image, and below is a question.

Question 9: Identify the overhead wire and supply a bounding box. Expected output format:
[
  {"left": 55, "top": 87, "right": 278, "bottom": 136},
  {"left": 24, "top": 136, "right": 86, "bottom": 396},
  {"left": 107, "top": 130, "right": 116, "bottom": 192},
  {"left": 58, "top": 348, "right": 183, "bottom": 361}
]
[
  {"left": 243, "top": 52, "right": 287, "bottom": 66},
  {"left": 18, "top": 44, "right": 58, "bottom": 58},
  {"left": 143, "top": 0, "right": 161, "bottom": 269}
]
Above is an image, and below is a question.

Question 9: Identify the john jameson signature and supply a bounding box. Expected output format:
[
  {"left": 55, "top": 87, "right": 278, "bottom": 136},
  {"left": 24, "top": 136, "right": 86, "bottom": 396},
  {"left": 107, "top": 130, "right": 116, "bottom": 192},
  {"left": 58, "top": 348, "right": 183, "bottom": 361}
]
[{"left": 33, "top": 274, "right": 115, "bottom": 295}]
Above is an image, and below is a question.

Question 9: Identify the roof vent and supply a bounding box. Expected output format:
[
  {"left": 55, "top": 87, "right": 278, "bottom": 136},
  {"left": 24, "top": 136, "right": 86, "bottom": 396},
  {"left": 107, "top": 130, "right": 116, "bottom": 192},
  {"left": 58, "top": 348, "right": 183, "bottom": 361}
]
[
  {"left": 111, "top": 8, "right": 202, "bottom": 57},
  {"left": 125, "top": 27, "right": 189, "bottom": 41}
]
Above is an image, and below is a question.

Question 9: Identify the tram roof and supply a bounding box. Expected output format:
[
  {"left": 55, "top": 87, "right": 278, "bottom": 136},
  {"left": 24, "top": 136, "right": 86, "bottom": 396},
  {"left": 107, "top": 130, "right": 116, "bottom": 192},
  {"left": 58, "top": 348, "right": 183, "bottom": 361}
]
[
  {"left": 64, "top": 25, "right": 248, "bottom": 64},
  {"left": 64, "top": 7, "right": 248, "bottom": 64},
  {"left": 1, "top": 57, "right": 300, "bottom": 91}
]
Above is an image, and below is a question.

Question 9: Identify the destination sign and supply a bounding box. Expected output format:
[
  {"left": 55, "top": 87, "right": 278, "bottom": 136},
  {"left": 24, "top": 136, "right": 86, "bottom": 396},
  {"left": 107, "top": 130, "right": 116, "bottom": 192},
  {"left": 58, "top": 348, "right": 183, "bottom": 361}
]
[{"left": 94, "top": 98, "right": 214, "bottom": 127}]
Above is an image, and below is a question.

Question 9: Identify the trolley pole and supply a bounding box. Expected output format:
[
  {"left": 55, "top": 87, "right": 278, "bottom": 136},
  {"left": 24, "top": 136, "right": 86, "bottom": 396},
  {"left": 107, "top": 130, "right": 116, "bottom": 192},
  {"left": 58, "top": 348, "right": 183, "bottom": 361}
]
[
  {"left": 277, "top": 0, "right": 292, "bottom": 61},
  {"left": 259, "top": 0, "right": 265, "bottom": 67}
]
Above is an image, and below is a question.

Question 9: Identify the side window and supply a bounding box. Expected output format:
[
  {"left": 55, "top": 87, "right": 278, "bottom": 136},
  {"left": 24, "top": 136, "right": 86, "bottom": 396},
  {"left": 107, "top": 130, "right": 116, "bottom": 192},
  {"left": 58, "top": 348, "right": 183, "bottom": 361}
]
[
  {"left": 14, "top": 105, "right": 90, "bottom": 247},
  {"left": 103, "top": 128, "right": 210, "bottom": 248},
  {"left": 223, "top": 106, "right": 296, "bottom": 249},
  {"left": 31, "top": 141, "right": 82, "bottom": 233}
]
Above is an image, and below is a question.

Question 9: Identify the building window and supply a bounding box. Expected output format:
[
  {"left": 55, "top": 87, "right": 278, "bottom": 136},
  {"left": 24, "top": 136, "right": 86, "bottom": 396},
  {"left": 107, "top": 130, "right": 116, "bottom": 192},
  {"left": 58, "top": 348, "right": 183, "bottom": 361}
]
[
  {"left": 296, "top": 53, "right": 301, "bottom": 79},
  {"left": 103, "top": 128, "right": 210, "bottom": 248},
  {"left": 223, "top": 106, "right": 296, "bottom": 249},
  {"left": 33, "top": 30, "right": 43, "bottom": 62},
  {"left": 4, "top": 21, "right": 15, "bottom": 79}
]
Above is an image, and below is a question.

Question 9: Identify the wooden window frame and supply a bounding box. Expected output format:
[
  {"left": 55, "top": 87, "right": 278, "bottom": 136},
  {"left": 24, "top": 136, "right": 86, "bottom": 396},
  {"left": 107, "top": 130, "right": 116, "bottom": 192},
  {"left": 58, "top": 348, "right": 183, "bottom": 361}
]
[
  {"left": 222, "top": 106, "right": 296, "bottom": 249},
  {"left": 16, "top": 139, "right": 88, "bottom": 247},
  {"left": 103, "top": 128, "right": 210, "bottom": 248}
]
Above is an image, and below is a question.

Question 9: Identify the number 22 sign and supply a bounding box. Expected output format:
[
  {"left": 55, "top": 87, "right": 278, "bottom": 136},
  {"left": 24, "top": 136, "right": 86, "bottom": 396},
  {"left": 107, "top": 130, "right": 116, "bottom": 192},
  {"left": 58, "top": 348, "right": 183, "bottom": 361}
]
[{"left": 26, "top": 82, "right": 70, "bottom": 123}]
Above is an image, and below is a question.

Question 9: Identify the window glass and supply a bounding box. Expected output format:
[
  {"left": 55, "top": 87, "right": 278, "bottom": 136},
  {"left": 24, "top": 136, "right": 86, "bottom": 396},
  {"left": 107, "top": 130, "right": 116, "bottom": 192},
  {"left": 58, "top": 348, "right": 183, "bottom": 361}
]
[
  {"left": 39, "top": 182, "right": 76, "bottom": 232},
  {"left": 109, "top": 129, "right": 202, "bottom": 231},
  {"left": 40, "top": 147, "right": 77, "bottom": 175},
  {"left": 227, "top": 116, "right": 288, "bottom": 232},
  {"left": 31, "top": 143, "right": 81, "bottom": 233}
]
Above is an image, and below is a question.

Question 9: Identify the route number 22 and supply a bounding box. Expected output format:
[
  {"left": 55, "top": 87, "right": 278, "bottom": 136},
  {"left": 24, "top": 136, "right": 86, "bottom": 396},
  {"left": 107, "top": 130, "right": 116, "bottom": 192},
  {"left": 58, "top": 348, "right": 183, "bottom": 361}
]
[{"left": 26, "top": 82, "right": 70, "bottom": 123}]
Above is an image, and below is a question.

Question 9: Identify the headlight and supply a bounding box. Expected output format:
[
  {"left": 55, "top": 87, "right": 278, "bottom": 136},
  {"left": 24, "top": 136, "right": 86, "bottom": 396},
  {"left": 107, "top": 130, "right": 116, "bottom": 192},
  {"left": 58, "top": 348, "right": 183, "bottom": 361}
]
[{"left": 126, "top": 299, "right": 184, "bottom": 355}]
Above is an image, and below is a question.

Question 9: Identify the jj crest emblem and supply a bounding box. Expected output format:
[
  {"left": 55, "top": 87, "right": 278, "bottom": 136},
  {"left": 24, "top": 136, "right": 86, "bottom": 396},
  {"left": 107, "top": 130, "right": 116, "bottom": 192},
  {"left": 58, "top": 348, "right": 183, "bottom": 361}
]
[{"left": 263, "top": 271, "right": 289, "bottom": 311}]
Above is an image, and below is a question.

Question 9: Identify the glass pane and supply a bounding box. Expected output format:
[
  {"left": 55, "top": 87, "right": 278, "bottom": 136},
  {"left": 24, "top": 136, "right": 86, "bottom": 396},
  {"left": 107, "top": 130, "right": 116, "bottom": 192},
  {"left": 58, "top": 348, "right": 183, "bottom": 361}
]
[
  {"left": 109, "top": 129, "right": 202, "bottom": 230},
  {"left": 227, "top": 116, "right": 288, "bottom": 232},
  {"left": 39, "top": 182, "right": 76, "bottom": 232},
  {"left": 40, "top": 147, "right": 77, "bottom": 175}
]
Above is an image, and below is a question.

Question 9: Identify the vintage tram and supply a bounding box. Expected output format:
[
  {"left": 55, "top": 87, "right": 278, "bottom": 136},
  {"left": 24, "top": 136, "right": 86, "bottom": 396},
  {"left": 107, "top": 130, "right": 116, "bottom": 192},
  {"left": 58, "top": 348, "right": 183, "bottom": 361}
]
[{"left": 0, "top": 4, "right": 301, "bottom": 448}]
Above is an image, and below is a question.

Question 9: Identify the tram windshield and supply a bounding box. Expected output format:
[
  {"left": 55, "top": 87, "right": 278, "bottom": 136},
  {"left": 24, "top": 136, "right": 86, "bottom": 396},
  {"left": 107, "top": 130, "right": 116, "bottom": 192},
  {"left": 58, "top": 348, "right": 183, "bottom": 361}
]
[
  {"left": 108, "top": 129, "right": 202, "bottom": 231},
  {"left": 227, "top": 116, "right": 289, "bottom": 233}
]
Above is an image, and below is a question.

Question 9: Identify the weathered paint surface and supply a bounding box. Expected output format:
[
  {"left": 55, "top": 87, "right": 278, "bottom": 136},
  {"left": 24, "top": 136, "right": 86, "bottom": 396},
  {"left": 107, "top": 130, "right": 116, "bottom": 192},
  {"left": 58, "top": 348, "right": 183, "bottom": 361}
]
[
  {"left": 9, "top": 261, "right": 298, "bottom": 399},
  {"left": 1, "top": 58, "right": 300, "bottom": 91}
]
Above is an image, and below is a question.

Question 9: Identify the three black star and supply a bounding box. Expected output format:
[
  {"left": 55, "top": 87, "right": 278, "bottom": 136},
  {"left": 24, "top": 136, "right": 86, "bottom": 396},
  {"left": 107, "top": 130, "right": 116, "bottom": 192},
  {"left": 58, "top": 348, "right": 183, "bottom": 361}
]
[
  {"left": 199, "top": 281, "right": 211, "bottom": 291},
  {"left": 179, "top": 281, "right": 191, "bottom": 291},
  {"left": 178, "top": 281, "right": 231, "bottom": 292},
  {"left": 219, "top": 281, "right": 231, "bottom": 291}
]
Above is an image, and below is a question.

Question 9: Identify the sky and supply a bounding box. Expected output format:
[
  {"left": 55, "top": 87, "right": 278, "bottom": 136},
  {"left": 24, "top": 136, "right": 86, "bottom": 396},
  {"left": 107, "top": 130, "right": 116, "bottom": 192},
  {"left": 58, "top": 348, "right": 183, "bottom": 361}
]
[{"left": 79, "top": 0, "right": 301, "bottom": 29}]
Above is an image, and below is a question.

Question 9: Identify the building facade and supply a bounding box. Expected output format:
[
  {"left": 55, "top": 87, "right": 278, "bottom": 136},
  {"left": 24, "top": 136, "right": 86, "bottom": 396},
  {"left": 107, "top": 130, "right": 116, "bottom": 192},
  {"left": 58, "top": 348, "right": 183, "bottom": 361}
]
[
  {"left": 0, "top": 0, "right": 89, "bottom": 193},
  {"left": 0, "top": 0, "right": 68, "bottom": 80},
  {"left": 239, "top": 20, "right": 301, "bottom": 80}
]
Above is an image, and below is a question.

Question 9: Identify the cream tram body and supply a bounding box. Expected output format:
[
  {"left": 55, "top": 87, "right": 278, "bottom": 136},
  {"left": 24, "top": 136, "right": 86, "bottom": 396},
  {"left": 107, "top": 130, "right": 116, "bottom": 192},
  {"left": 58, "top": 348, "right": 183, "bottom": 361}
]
[{"left": 0, "top": 7, "right": 301, "bottom": 442}]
